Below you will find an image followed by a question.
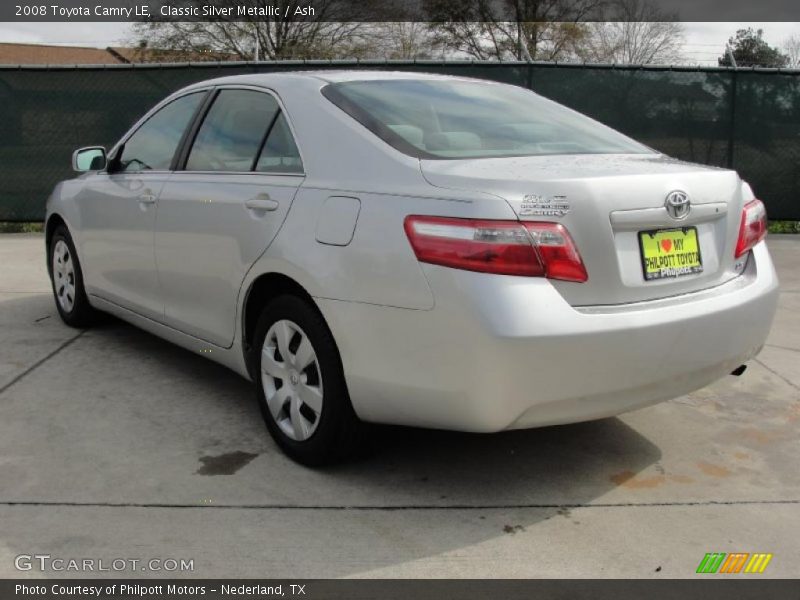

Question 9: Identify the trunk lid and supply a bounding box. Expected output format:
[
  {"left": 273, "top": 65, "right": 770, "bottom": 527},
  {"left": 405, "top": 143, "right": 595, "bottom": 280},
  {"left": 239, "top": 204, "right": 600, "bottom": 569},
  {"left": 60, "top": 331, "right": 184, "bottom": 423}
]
[{"left": 421, "top": 153, "right": 748, "bottom": 306}]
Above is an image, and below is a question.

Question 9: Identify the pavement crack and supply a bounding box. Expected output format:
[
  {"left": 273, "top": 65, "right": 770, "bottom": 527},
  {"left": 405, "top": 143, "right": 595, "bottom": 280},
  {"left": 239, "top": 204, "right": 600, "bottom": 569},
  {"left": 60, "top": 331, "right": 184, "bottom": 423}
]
[
  {"left": 764, "top": 343, "right": 800, "bottom": 355},
  {"left": 0, "top": 330, "right": 85, "bottom": 396},
  {"left": 0, "top": 290, "right": 51, "bottom": 294},
  {"left": 754, "top": 357, "right": 800, "bottom": 392},
  {"left": 1, "top": 499, "right": 798, "bottom": 511}
]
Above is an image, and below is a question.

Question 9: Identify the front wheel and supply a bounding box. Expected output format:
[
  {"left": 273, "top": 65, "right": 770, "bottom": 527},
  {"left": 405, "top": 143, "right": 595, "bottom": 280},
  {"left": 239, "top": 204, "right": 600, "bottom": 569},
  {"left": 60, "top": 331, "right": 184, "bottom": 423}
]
[
  {"left": 49, "top": 225, "right": 97, "bottom": 328},
  {"left": 250, "top": 295, "right": 365, "bottom": 466}
]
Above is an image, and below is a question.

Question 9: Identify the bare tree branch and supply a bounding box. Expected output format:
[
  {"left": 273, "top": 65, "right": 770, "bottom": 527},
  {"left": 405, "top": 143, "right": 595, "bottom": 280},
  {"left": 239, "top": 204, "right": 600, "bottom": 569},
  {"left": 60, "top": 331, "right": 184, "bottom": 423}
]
[
  {"left": 576, "top": 0, "right": 684, "bottom": 65},
  {"left": 131, "top": 0, "right": 377, "bottom": 61},
  {"left": 782, "top": 34, "right": 800, "bottom": 68},
  {"left": 424, "top": 0, "right": 603, "bottom": 61}
]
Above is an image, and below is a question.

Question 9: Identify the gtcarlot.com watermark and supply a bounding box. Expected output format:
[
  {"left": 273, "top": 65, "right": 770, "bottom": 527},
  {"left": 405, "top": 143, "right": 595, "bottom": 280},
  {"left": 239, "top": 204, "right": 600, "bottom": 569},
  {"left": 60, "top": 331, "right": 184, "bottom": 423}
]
[{"left": 15, "top": 554, "right": 194, "bottom": 573}]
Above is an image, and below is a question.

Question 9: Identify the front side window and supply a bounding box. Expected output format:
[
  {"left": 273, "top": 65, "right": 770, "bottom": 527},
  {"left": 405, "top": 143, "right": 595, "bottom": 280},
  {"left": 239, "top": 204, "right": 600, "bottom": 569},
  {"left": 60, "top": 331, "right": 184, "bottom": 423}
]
[
  {"left": 186, "top": 89, "right": 280, "bottom": 172},
  {"left": 323, "top": 80, "right": 653, "bottom": 160},
  {"left": 116, "top": 92, "right": 204, "bottom": 173}
]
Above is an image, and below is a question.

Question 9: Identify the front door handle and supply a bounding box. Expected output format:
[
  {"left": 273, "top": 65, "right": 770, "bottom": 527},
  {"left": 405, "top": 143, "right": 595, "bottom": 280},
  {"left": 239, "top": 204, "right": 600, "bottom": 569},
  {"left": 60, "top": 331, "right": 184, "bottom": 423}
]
[
  {"left": 139, "top": 192, "right": 156, "bottom": 205},
  {"left": 245, "top": 197, "right": 279, "bottom": 212}
]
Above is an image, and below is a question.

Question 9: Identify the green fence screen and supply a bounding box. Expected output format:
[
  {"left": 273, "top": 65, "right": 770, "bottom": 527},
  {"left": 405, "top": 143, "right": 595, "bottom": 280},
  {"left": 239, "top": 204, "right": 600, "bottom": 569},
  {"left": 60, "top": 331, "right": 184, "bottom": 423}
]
[{"left": 1, "top": 61, "right": 798, "bottom": 221}]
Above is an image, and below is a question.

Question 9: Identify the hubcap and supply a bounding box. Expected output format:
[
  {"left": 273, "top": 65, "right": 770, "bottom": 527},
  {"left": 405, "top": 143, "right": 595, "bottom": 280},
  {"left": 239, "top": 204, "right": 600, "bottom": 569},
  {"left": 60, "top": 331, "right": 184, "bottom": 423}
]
[
  {"left": 52, "top": 240, "right": 76, "bottom": 313},
  {"left": 260, "top": 319, "right": 323, "bottom": 442}
]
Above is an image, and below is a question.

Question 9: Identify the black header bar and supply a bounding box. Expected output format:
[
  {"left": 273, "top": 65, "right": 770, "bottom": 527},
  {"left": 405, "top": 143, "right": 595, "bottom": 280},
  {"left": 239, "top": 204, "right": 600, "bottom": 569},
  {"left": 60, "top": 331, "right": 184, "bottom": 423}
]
[
  {"left": 3, "top": 579, "right": 800, "bottom": 600},
  {"left": 2, "top": 0, "right": 799, "bottom": 22}
]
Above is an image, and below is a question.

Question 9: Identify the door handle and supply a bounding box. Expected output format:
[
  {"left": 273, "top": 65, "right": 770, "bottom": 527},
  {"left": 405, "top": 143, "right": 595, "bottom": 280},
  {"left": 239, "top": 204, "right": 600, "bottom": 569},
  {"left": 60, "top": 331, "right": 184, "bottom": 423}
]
[
  {"left": 139, "top": 192, "right": 156, "bottom": 205},
  {"left": 245, "top": 197, "right": 279, "bottom": 212}
]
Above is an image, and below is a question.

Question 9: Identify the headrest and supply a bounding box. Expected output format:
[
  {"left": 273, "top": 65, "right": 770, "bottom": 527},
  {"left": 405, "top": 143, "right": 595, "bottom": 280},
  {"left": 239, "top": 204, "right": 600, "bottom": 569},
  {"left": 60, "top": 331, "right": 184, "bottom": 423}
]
[
  {"left": 496, "top": 123, "right": 554, "bottom": 141},
  {"left": 387, "top": 124, "right": 425, "bottom": 147}
]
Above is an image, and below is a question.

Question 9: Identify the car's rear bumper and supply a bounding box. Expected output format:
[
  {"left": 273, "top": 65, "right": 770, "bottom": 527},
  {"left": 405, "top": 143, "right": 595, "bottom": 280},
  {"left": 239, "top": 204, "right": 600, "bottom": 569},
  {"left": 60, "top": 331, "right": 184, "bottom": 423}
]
[{"left": 317, "top": 241, "right": 779, "bottom": 432}]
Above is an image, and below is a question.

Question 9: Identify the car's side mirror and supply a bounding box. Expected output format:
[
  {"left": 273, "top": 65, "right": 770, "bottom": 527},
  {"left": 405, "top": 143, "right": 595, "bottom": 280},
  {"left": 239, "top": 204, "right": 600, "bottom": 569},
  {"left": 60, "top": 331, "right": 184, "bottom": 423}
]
[{"left": 72, "top": 147, "right": 107, "bottom": 172}]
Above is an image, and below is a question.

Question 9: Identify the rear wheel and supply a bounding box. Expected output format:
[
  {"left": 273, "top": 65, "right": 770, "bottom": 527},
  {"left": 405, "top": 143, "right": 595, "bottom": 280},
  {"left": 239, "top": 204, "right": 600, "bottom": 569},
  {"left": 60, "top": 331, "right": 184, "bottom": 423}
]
[
  {"left": 250, "top": 295, "right": 364, "bottom": 466},
  {"left": 49, "top": 225, "right": 96, "bottom": 328}
]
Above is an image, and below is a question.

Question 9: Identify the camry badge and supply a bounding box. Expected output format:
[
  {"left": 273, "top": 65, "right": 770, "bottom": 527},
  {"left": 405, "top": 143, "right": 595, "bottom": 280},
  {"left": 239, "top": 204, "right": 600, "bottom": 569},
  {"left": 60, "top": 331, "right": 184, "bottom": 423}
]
[
  {"left": 665, "top": 190, "right": 691, "bottom": 220},
  {"left": 520, "top": 194, "right": 570, "bottom": 217}
]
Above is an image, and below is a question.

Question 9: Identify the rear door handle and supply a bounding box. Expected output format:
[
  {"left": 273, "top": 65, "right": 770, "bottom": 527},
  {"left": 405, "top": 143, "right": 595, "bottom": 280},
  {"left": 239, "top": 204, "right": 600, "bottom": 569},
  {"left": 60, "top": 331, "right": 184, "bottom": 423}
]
[
  {"left": 139, "top": 192, "right": 156, "bottom": 205},
  {"left": 245, "top": 197, "right": 279, "bottom": 212}
]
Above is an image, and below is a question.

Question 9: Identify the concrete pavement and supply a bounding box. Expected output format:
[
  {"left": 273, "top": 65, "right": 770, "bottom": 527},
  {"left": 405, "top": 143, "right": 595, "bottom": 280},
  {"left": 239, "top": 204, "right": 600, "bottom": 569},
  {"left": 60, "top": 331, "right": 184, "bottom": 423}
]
[{"left": 0, "top": 233, "right": 798, "bottom": 578}]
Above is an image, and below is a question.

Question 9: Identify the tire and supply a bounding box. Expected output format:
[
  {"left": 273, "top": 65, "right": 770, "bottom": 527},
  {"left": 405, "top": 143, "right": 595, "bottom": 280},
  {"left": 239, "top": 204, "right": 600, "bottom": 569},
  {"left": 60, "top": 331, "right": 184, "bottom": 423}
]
[
  {"left": 250, "top": 294, "right": 364, "bottom": 466},
  {"left": 48, "top": 225, "right": 97, "bottom": 328}
]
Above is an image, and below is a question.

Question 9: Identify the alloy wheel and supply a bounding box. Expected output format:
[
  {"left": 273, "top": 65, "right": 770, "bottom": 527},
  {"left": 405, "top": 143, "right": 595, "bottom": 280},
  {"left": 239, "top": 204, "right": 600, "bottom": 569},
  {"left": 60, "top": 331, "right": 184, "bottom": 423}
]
[
  {"left": 261, "top": 319, "right": 324, "bottom": 441},
  {"left": 52, "top": 239, "right": 76, "bottom": 313}
]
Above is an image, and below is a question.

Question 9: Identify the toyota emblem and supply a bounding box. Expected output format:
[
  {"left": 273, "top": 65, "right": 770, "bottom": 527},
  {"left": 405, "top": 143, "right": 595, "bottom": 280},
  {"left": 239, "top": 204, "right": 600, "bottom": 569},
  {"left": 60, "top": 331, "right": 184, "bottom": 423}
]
[{"left": 665, "top": 190, "right": 691, "bottom": 220}]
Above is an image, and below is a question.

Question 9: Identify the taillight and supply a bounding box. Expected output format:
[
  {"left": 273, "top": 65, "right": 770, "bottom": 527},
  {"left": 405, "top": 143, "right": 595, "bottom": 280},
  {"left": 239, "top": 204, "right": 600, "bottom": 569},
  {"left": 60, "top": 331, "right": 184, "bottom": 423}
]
[
  {"left": 735, "top": 199, "right": 767, "bottom": 258},
  {"left": 403, "top": 216, "right": 588, "bottom": 282},
  {"left": 523, "top": 222, "right": 589, "bottom": 282}
]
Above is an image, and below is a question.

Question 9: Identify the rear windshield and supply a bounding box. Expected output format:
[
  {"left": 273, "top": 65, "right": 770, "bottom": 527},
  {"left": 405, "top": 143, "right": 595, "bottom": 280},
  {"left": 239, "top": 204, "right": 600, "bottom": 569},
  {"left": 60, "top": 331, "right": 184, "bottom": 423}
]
[{"left": 322, "top": 79, "right": 652, "bottom": 160}]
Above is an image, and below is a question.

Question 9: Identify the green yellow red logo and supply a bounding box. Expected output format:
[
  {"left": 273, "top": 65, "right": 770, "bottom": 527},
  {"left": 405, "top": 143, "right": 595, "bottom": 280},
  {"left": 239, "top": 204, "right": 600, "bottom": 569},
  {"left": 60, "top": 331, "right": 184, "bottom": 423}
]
[{"left": 696, "top": 553, "right": 773, "bottom": 574}]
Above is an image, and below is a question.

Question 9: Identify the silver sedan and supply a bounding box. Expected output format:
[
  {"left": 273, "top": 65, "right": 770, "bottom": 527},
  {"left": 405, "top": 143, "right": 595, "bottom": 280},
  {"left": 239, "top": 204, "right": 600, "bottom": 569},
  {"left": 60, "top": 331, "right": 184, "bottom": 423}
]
[{"left": 46, "top": 71, "right": 779, "bottom": 465}]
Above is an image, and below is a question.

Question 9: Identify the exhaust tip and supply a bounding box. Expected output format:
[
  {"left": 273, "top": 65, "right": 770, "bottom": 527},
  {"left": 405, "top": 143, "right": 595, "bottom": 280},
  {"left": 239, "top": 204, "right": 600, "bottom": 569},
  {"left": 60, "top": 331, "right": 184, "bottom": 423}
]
[{"left": 731, "top": 364, "right": 747, "bottom": 377}]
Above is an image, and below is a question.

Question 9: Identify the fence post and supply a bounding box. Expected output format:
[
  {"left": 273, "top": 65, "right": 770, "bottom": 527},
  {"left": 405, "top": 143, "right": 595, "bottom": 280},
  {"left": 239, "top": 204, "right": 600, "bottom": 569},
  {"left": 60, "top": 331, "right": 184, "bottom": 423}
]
[{"left": 727, "top": 68, "right": 738, "bottom": 169}]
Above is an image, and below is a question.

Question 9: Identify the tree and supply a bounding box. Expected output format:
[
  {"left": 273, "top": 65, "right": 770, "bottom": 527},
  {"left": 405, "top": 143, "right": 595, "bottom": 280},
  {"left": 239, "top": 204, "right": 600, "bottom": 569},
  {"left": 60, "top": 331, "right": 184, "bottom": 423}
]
[
  {"left": 361, "top": 4, "right": 441, "bottom": 60},
  {"left": 718, "top": 28, "right": 788, "bottom": 68},
  {"left": 131, "top": 0, "right": 375, "bottom": 61},
  {"left": 374, "top": 22, "right": 439, "bottom": 60},
  {"left": 783, "top": 34, "right": 800, "bottom": 68},
  {"left": 424, "top": 0, "right": 603, "bottom": 61},
  {"left": 576, "top": 0, "right": 684, "bottom": 64}
]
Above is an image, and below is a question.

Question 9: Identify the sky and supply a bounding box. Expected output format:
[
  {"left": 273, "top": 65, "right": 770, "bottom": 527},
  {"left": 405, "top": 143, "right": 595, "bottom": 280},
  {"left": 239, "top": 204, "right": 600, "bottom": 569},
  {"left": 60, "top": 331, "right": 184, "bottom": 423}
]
[
  {"left": 0, "top": 22, "right": 799, "bottom": 65},
  {"left": 682, "top": 22, "right": 799, "bottom": 64}
]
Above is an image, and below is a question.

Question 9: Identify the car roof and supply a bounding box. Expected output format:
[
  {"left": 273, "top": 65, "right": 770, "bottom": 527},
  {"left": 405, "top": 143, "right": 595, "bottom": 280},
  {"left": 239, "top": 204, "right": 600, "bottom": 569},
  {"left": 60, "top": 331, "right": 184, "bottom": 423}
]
[
  {"left": 300, "top": 70, "right": 471, "bottom": 83},
  {"left": 179, "top": 69, "right": 488, "bottom": 92}
]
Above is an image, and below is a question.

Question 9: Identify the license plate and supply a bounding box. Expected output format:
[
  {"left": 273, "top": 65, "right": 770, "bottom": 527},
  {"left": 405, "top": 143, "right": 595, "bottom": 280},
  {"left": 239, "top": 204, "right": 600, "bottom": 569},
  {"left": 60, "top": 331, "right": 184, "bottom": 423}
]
[{"left": 638, "top": 227, "right": 703, "bottom": 281}]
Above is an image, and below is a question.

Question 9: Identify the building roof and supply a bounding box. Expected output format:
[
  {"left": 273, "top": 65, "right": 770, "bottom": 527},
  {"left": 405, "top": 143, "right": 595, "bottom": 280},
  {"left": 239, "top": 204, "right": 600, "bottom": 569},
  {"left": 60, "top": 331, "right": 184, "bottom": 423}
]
[
  {"left": 0, "top": 42, "right": 124, "bottom": 65},
  {"left": 0, "top": 42, "right": 238, "bottom": 65},
  {"left": 107, "top": 46, "right": 237, "bottom": 63}
]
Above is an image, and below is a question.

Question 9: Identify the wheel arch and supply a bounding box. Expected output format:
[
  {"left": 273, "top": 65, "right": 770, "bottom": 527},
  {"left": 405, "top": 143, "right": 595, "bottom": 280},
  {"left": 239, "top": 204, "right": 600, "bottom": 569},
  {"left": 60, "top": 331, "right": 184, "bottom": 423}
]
[
  {"left": 241, "top": 271, "right": 321, "bottom": 376},
  {"left": 44, "top": 213, "right": 68, "bottom": 274}
]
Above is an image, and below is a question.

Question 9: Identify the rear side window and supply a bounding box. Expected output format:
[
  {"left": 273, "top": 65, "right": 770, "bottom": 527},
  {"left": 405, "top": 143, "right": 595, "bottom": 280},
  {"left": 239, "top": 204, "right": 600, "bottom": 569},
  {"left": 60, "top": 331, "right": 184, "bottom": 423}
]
[
  {"left": 255, "top": 113, "right": 303, "bottom": 174},
  {"left": 186, "top": 89, "right": 280, "bottom": 172},
  {"left": 117, "top": 92, "right": 204, "bottom": 173}
]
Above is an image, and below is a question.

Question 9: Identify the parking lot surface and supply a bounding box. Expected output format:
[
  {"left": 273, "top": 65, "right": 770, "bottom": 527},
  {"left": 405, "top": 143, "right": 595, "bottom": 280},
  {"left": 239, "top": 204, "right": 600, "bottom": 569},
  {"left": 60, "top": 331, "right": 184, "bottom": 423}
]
[{"left": 0, "top": 233, "right": 798, "bottom": 578}]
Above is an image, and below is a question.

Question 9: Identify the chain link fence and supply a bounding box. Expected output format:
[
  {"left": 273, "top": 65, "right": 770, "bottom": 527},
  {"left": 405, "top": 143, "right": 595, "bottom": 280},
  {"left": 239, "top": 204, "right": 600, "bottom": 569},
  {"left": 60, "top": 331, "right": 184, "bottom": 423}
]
[{"left": 1, "top": 60, "right": 798, "bottom": 221}]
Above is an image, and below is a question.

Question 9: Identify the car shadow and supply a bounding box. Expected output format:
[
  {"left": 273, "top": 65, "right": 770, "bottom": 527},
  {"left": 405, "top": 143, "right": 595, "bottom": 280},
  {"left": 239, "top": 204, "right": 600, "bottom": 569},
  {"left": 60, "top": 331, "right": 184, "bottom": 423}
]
[
  {"left": 86, "top": 311, "right": 661, "bottom": 507},
  {"left": 328, "top": 419, "right": 660, "bottom": 508},
  {"left": 1, "top": 293, "right": 662, "bottom": 577}
]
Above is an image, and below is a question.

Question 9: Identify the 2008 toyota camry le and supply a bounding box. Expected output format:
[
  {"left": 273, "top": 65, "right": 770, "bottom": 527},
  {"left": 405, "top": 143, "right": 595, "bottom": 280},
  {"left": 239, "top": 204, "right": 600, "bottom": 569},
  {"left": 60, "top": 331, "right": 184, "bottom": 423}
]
[{"left": 46, "top": 71, "right": 779, "bottom": 465}]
